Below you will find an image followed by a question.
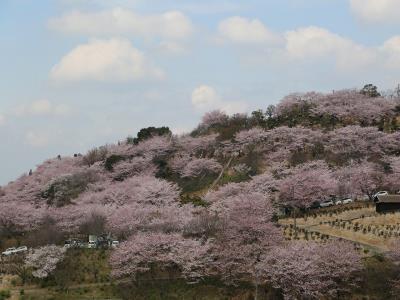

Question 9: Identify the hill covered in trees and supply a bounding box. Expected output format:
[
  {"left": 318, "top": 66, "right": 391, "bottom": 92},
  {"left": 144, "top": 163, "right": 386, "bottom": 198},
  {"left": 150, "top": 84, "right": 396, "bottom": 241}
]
[{"left": 1, "top": 86, "right": 400, "bottom": 299}]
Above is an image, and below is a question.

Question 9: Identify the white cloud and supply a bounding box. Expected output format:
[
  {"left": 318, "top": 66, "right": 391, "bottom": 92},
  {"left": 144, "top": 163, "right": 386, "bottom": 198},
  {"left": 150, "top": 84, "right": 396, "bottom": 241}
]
[
  {"left": 350, "top": 0, "right": 400, "bottom": 24},
  {"left": 158, "top": 41, "right": 187, "bottom": 55},
  {"left": 192, "top": 85, "right": 220, "bottom": 110},
  {"left": 48, "top": 8, "right": 193, "bottom": 40},
  {"left": 0, "top": 114, "right": 5, "bottom": 126},
  {"left": 285, "top": 26, "right": 376, "bottom": 70},
  {"left": 51, "top": 38, "right": 165, "bottom": 82},
  {"left": 218, "top": 16, "right": 282, "bottom": 44},
  {"left": 15, "top": 100, "right": 70, "bottom": 117},
  {"left": 179, "top": 2, "right": 242, "bottom": 14},
  {"left": 30, "top": 99, "right": 52, "bottom": 115},
  {"left": 381, "top": 36, "right": 400, "bottom": 68},
  {"left": 25, "top": 131, "right": 49, "bottom": 148},
  {"left": 216, "top": 17, "right": 400, "bottom": 77},
  {"left": 191, "top": 85, "right": 247, "bottom": 115}
]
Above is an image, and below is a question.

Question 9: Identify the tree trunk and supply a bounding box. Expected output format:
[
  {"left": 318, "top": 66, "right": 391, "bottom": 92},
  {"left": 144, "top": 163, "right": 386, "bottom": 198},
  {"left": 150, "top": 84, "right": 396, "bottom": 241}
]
[
  {"left": 255, "top": 282, "right": 258, "bottom": 300},
  {"left": 210, "top": 156, "right": 234, "bottom": 190},
  {"left": 292, "top": 208, "right": 298, "bottom": 238}
]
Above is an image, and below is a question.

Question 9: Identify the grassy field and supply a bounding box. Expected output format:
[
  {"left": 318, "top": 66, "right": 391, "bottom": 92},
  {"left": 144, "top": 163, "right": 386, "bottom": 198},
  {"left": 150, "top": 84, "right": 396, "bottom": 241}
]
[
  {"left": 0, "top": 249, "right": 119, "bottom": 300},
  {"left": 279, "top": 202, "right": 400, "bottom": 252},
  {"left": 2, "top": 255, "right": 399, "bottom": 300},
  {"left": 0, "top": 249, "right": 280, "bottom": 300}
]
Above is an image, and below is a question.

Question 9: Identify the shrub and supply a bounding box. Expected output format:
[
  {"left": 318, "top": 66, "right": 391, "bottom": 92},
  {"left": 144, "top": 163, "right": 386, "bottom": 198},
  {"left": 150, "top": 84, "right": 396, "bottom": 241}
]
[
  {"left": 41, "top": 171, "right": 97, "bottom": 207},
  {"left": 127, "top": 127, "right": 171, "bottom": 144},
  {"left": 180, "top": 194, "right": 209, "bottom": 207},
  {"left": 83, "top": 146, "right": 108, "bottom": 167},
  {"left": 0, "top": 290, "right": 11, "bottom": 300},
  {"left": 105, "top": 155, "right": 125, "bottom": 171}
]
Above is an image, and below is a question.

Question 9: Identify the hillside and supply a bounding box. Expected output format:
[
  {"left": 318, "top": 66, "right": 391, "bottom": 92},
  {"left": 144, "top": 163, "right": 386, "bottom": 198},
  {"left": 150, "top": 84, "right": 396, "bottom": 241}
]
[{"left": 1, "top": 87, "right": 400, "bottom": 299}]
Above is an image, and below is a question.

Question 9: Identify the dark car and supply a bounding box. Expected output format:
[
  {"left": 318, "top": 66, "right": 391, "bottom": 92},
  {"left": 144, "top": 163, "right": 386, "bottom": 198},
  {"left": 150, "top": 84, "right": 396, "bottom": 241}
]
[{"left": 309, "top": 201, "right": 321, "bottom": 209}]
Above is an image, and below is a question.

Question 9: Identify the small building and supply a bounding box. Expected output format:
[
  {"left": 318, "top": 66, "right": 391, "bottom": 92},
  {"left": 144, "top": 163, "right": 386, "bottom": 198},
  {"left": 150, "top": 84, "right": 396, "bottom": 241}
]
[{"left": 375, "top": 195, "right": 400, "bottom": 213}]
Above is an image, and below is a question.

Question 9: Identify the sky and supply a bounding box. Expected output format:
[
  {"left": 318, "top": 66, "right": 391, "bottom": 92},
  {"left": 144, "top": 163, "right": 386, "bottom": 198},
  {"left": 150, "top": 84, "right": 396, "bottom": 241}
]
[{"left": 0, "top": 0, "right": 400, "bottom": 185}]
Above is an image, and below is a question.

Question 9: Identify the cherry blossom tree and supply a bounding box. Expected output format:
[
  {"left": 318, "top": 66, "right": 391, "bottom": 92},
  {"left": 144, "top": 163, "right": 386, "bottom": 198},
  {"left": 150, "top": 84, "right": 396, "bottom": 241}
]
[
  {"left": 25, "top": 245, "right": 66, "bottom": 278},
  {"left": 0, "top": 202, "right": 45, "bottom": 234},
  {"left": 110, "top": 232, "right": 212, "bottom": 282},
  {"left": 209, "top": 191, "right": 283, "bottom": 284},
  {"left": 180, "top": 158, "right": 223, "bottom": 178},
  {"left": 256, "top": 240, "right": 362, "bottom": 299},
  {"left": 204, "top": 171, "right": 279, "bottom": 204},
  {"left": 278, "top": 161, "right": 337, "bottom": 208},
  {"left": 49, "top": 203, "right": 111, "bottom": 233},
  {"left": 204, "top": 181, "right": 249, "bottom": 203},
  {"left": 200, "top": 110, "right": 229, "bottom": 129},
  {"left": 79, "top": 175, "right": 180, "bottom": 207},
  {"left": 327, "top": 126, "right": 384, "bottom": 164},
  {"left": 311, "top": 89, "right": 394, "bottom": 126},
  {"left": 176, "top": 134, "right": 218, "bottom": 156},
  {"left": 169, "top": 154, "right": 192, "bottom": 174},
  {"left": 275, "top": 89, "right": 396, "bottom": 127},
  {"left": 0, "top": 157, "right": 87, "bottom": 205},
  {"left": 379, "top": 131, "right": 400, "bottom": 156},
  {"left": 107, "top": 203, "right": 193, "bottom": 237},
  {"left": 385, "top": 156, "right": 400, "bottom": 192},
  {"left": 339, "top": 162, "right": 386, "bottom": 201},
  {"left": 111, "top": 156, "right": 157, "bottom": 180},
  {"left": 275, "top": 92, "right": 320, "bottom": 119},
  {"left": 264, "top": 127, "right": 324, "bottom": 165},
  {"left": 277, "top": 161, "right": 337, "bottom": 235},
  {"left": 55, "top": 175, "right": 189, "bottom": 236},
  {"left": 232, "top": 126, "right": 323, "bottom": 155},
  {"left": 249, "top": 172, "right": 280, "bottom": 195},
  {"left": 233, "top": 127, "right": 269, "bottom": 149},
  {"left": 41, "top": 170, "right": 99, "bottom": 207},
  {"left": 126, "top": 136, "right": 174, "bottom": 159}
]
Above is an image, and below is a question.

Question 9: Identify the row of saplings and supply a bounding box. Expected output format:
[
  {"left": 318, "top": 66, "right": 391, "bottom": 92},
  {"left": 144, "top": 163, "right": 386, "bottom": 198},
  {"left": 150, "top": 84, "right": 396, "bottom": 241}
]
[
  {"left": 301, "top": 202, "right": 374, "bottom": 220},
  {"left": 323, "top": 219, "right": 400, "bottom": 239},
  {"left": 283, "top": 225, "right": 331, "bottom": 241}
]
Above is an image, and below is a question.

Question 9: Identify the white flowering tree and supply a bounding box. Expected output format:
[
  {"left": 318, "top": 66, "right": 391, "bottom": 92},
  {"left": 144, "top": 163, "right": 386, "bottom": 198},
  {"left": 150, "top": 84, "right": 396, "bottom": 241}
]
[{"left": 25, "top": 245, "right": 66, "bottom": 278}]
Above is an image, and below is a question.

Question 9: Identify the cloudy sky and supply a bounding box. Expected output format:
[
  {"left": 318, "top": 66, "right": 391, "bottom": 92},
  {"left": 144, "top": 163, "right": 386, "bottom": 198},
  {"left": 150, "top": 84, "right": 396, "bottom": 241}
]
[{"left": 0, "top": 0, "right": 400, "bottom": 184}]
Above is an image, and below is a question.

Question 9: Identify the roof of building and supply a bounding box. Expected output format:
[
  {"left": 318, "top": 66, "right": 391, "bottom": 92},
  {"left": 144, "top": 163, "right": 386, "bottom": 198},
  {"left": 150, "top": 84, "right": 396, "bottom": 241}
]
[{"left": 376, "top": 195, "right": 400, "bottom": 203}]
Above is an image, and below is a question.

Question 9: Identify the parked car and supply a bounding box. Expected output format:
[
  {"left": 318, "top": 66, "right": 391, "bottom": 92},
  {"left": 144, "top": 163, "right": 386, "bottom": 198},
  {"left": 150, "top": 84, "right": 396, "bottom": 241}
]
[
  {"left": 87, "top": 234, "right": 118, "bottom": 249},
  {"left": 310, "top": 201, "right": 321, "bottom": 209},
  {"left": 342, "top": 198, "right": 353, "bottom": 204},
  {"left": 64, "top": 239, "right": 86, "bottom": 249},
  {"left": 320, "top": 200, "right": 334, "bottom": 208},
  {"left": 374, "top": 191, "right": 388, "bottom": 197},
  {"left": 1, "top": 246, "right": 28, "bottom": 256},
  {"left": 16, "top": 246, "right": 28, "bottom": 253},
  {"left": 2, "top": 247, "right": 17, "bottom": 256},
  {"left": 334, "top": 199, "right": 343, "bottom": 205},
  {"left": 87, "top": 241, "right": 97, "bottom": 249}
]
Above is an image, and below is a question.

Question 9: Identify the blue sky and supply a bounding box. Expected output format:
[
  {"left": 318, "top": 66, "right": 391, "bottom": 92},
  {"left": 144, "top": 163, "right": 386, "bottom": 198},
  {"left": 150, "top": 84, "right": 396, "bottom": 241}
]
[{"left": 0, "top": 0, "right": 399, "bottom": 184}]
